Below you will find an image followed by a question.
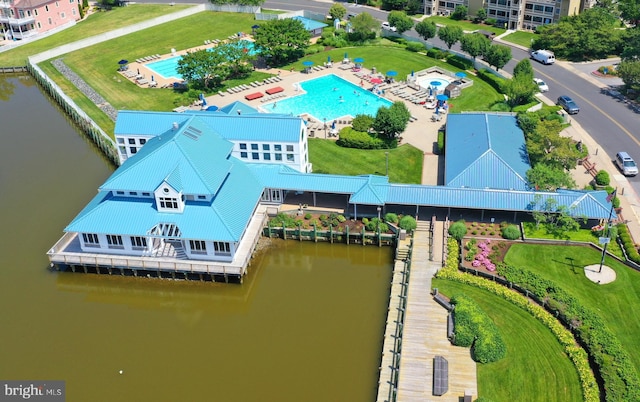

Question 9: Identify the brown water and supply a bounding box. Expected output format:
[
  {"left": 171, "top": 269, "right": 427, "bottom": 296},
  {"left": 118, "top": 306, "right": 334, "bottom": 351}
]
[{"left": 0, "top": 74, "right": 393, "bottom": 401}]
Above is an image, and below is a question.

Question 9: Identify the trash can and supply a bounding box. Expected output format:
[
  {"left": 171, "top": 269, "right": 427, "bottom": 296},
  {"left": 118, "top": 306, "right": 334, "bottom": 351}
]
[
  {"left": 399, "top": 229, "right": 406, "bottom": 240},
  {"left": 372, "top": 66, "right": 376, "bottom": 74}
]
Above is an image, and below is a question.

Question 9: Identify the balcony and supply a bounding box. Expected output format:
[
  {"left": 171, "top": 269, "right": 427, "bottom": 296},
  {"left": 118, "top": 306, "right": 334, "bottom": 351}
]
[{"left": 0, "top": 15, "right": 36, "bottom": 24}]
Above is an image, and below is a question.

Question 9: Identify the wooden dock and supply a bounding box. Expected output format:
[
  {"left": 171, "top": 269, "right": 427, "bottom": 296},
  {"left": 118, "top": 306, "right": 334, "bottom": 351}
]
[{"left": 394, "top": 220, "right": 478, "bottom": 401}]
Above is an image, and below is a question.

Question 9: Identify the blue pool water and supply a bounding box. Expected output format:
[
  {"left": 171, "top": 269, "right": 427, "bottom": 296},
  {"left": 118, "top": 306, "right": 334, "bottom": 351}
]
[
  {"left": 146, "top": 41, "right": 256, "bottom": 80},
  {"left": 265, "top": 74, "right": 393, "bottom": 121}
]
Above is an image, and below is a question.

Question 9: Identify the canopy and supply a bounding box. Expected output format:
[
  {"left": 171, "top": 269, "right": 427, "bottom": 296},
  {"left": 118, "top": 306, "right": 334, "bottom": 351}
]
[
  {"left": 437, "top": 94, "right": 449, "bottom": 101},
  {"left": 354, "top": 57, "right": 364, "bottom": 63},
  {"left": 118, "top": 59, "right": 128, "bottom": 65},
  {"left": 386, "top": 70, "right": 397, "bottom": 77},
  {"left": 302, "top": 61, "right": 314, "bottom": 67}
]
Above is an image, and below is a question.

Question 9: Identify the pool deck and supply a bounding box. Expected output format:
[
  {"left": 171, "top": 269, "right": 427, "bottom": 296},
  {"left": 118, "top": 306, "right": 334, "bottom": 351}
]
[{"left": 196, "top": 64, "right": 444, "bottom": 186}]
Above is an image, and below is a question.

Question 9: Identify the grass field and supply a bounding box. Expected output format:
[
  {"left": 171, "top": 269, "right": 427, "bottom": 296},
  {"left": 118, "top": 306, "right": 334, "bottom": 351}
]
[
  {"left": 426, "top": 16, "right": 506, "bottom": 35},
  {"left": 431, "top": 279, "right": 583, "bottom": 401},
  {"left": 0, "top": 4, "right": 191, "bottom": 67},
  {"left": 501, "top": 31, "right": 537, "bottom": 49},
  {"left": 308, "top": 139, "right": 423, "bottom": 184},
  {"left": 504, "top": 243, "right": 640, "bottom": 375},
  {"left": 522, "top": 222, "right": 624, "bottom": 258}
]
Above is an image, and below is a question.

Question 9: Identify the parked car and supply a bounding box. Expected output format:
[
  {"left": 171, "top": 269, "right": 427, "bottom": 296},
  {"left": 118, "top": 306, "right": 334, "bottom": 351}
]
[
  {"left": 557, "top": 95, "right": 580, "bottom": 114},
  {"left": 381, "top": 22, "right": 397, "bottom": 32},
  {"left": 530, "top": 49, "right": 556, "bottom": 65},
  {"left": 534, "top": 78, "right": 549, "bottom": 92},
  {"left": 615, "top": 151, "right": 638, "bottom": 176}
]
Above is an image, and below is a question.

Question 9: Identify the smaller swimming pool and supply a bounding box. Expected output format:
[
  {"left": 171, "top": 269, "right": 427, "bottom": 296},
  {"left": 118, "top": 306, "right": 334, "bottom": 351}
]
[
  {"left": 146, "top": 41, "right": 256, "bottom": 80},
  {"left": 264, "top": 74, "right": 392, "bottom": 121},
  {"left": 416, "top": 74, "right": 452, "bottom": 91}
]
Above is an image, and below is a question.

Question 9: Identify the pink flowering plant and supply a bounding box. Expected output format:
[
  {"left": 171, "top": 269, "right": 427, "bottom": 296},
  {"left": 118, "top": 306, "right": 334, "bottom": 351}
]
[{"left": 473, "top": 240, "right": 497, "bottom": 271}]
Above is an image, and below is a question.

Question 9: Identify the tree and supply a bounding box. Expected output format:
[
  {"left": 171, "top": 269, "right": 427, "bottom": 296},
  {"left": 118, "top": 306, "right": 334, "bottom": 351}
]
[
  {"left": 373, "top": 101, "right": 411, "bottom": 139},
  {"left": 405, "top": 0, "right": 422, "bottom": 15},
  {"left": 474, "top": 8, "right": 487, "bottom": 23},
  {"left": 513, "top": 58, "right": 534, "bottom": 79},
  {"left": 526, "top": 164, "right": 576, "bottom": 191},
  {"left": 460, "top": 33, "right": 490, "bottom": 61},
  {"left": 484, "top": 44, "right": 512, "bottom": 71},
  {"left": 451, "top": 5, "right": 468, "bottom": 20},
  {"left": 529, "top": 196, "right": 584, "bottom": 238},
  {"left": 217, "top": 39, "right": 256, "bottom": 79},
  {"left": 177, "top": 49, "right": 229, "bottom": 89},
  {"left": 352, "top": 114, "right": 374, "bottom": 132},
  {"left": 381, "top": 0, "right": 407, "bottom": 11},
  {"left": 349, "top": 12, "right": 379, "bottom": 42},
  {"left": 504, "top": 74, "right": 537, "bottom": 107},
  {"left": 618, "top": 0, "right": 640, "bottom": 26},
  {"left": 617, "top": 60, "right": 640, "bottom": 91},
  {"left": 525, "top": 120, "right": 581, "bottom": 170},
  {"left": 415, "top": 20, "right": 437, "bottom": 41},
  {"left": 388, "top": 11, "right": 414, "bottom": 34},
  {"left": 438, "top": 25, "right": 463, "bottom": 49},
  {"left": 621, "top": 29, "right": 640, "bottom": 61},
  {"left": 210, "top": 0, "right": 264, "bottom": 4},
  {"left": 254, "top": 19, "right": 310, "bottom": 67},
  {"left": 329, "top": 3, "right": 346, "bottom": 20}
]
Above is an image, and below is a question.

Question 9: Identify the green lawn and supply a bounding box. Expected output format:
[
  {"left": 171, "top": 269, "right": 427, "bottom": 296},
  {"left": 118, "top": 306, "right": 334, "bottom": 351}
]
[
  {"left": 504, "top": 243, "right": 640, "bottom": 375},
  {"left": 431, "top": 279, "right": 583, "bottom": 402},
  {"left": 522, "top": 222, "right": 624, "bottom": 259},
  {"left": 309, "top": 139, "right": 423, "bottom": 184},
  {"left": 426, "top": 16, "right": 506, "bottom": 35},
  {"left": 501, "top": 31, "right": 537, "bottom": 49},
  {"left": 0, "top": 4, "right": 191, "bottom": 67}
]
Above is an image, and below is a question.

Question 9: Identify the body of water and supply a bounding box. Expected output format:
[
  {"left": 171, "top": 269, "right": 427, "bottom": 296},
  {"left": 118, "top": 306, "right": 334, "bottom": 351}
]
[
  {"left": 0, "top": 73, "right": 393, "bottom": 401},
  {"left": 265, "top": 74, "right": 393, "bottom": 121}
]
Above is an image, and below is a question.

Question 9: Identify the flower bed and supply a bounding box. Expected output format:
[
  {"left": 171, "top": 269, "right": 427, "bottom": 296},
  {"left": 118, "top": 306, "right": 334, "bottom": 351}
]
[{"left": 462, "top": 238, "right": 512, "bottom": 273}]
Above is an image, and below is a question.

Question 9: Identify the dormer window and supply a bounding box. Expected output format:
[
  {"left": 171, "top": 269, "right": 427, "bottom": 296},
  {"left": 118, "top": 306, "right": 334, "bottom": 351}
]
[
  {"left": 159, "top": 197, "right": 178, "bottom": 209},
  {"left": 155, "top": 183, "right": 184, "bottom": 213}
]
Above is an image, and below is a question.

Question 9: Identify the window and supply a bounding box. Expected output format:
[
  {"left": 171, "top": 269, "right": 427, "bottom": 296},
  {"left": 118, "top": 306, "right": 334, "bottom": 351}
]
[
  {"left": 239, "top": 143, "right": 247, "bottom": 150},
  {"left": 275, "top": 153, "right": 282, "bottom": 161},
  {"left": 534, "top": 4, "right": 543, "bottom": 11},
  {"left": 142, "top": 192, "right": 150, "bottom": 196},
  {"left": 251, "top": 144, "right": 258, "bottom": 150},
  {"left": 130, "top": 147, "right": 137, "bottom": 154},
  {"left": 489, "top": 9, "right": 497, "bottom": 14},
  {"left": 240, "top": 152, "right": 248, "bottom": 158},
  {"left": 190, "top": 240, "right": 207, "bottom": 254},
  {"left": 544, "top": 6, "right": 553, "bottom": 13},
  {"left": 263, "top": 153, "right": 271, "bottom": 160},
  {"left": 106, "top": 235, "right": 123, "bottom": 249},
  {"left": 197, "top": 195, "right": 206, "bottom": 200},
  {"left": 45, "top": 5, "right": 49, "bottom": 11},
  {"left": 130, "top": 236, "right": 147, "bottom": 250},
  {"left": 525, "top": 3, "right": 532, "bottom": 9},
  {"left": 287, "top": 154, "right": 294, "bottom": 162},
  {"left": 128, "top": 138, "right": 135, "bottom": 144},
  {"left": 262, "top": 144, "right": 270, "bottom": 151},
  {"left": 274, "top": 145, "right": 282, "bottom": 151},
  {"left": 533, "top": 15, "right": 542, "bottom": 22},
  {"left": 37, "top": 22, "right": 41, "bottom": 28},
  {"left": 286, "top": 145, "right": 294, "bottom": 152},
  {"left": 82, "top": 233, "right": 99, "bottom": 247},
  {"left": 159, "top": 197, "right": 178, "bottom": 209},
  {"left": 497, "top": 10, "right": 506, "bottom": 16},
  {"left": 116, "top": 191, "right": 125, "bottom": 195},
  {"left": 139, "top": 139, "right": 146, "bottom": 145},
  {"left": 117, "top": 138, "right": 124, "bottom": 144},
  {"left": 48, "top": 17, "right": 52, "bottom": 24},
  {"left": 55, "top": 1, "right": 59, "bottom": 7},
  {"left": 252, "top": 152, "right": 259, "bottom": 160},
  {"left": 130, "top": 191, "right": 137, "bottom": 196},
  {"left": 72, "top": 8, "right": 76, "bottom": 15},
  {"left": 214, "top": 242, "right": 230, "bottom": 254},
  {"left": 60, "top": 12, "right": 65, "bottom": 18},
  {"left": 18, "top": 10, "right": 24, "bottom": 17},
  {"left": 34, "top": 9, "right": 38, "bottom": 15}
]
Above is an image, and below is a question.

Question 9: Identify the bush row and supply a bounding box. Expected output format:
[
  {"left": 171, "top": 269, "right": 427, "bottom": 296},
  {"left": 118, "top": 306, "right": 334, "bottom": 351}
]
[
  {"left": 617, "top": 223, "right": 640, "bottom": 264},
  {"left": 447, "top": 55, "right": 473, "bottom": 71},
  {"left": 437, "top": 239, "right": 599, "bottom": 402},
  {"left": 450, "top": 294, "right": 507, "bottom": 363},
  {"left": 476, "top": 69, "right": 506, "bottom": 94},
  {"left": 336, "top": 128, "right": 387, "bottom": 149},
  {"left": 496, "top": 262, "right": 640, "bottom": 402}
]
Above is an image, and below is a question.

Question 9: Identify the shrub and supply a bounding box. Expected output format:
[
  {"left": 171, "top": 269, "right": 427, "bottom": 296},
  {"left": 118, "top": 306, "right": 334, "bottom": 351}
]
[
  {"left": 304, "top": 213, "right": 312, "bottom": 220},
  {"left": 351, "top": 114, "right": 374, "bottom": 132},
  {"left": 501, "top": 225, "right": 521, "bottom": 240},
  {"left": 595, "top": 170, "right": 610, "bottom": 186},
  {"left": 437, "top": 131, "right": 445, "bottom": 154},
  {"left": 490, "top": 101, "right": 511, "bottom": 112},
  {"left": 336, "top": 127, "right": 385, "bottom": 149},
  {"left": 476, "top": 69, "right": 506, "bottom": 94},
  {"left": 406, "top": 41, "right": 426, "bottom": 52},
  {"left": 337, "top": 214, "right": 346, "bottom": 223},
  {"left": 618, "top": 224, "right": 640, "bottom": 264},
  {"left": 427, "top": 47, "right": 448, "bottom": 60},
  {"left": 447, "top": 54, "right": 473, "bottom": 70},
  {"left": 449, "top": 220, "right": 468, "bottom": 240},
  {"left": 399, "top": 215, "right": 417, "bottom": 232},
  {"left": 485, "top": 18, "right": 497, "bottom": 26},
  {"left": 384, "top": 213, "right": 399, "bottom": 223}
]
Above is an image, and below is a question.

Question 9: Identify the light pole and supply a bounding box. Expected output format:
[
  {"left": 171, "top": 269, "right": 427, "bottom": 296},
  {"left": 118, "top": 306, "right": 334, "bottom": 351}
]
[
  {"left": 377, "top": 206, "right": 381, "bottom": 220},
  {"left": 598, "top": 188, "right": 617, "bottom": 273},
  {"left": 385, "top": 152, "right": 389, "bottom": 177},
  {"left": 324, "top": 118, "right": 327, "bottom": 139}
]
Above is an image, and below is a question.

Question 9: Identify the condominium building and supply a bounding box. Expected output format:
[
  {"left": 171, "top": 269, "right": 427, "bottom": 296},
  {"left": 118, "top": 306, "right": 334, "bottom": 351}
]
[{"left": 0, "top": 0, "right": 81, "bottom": 41}]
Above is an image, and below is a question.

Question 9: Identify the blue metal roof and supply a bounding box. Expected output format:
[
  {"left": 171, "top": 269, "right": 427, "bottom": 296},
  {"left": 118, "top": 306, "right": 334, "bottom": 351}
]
[
  {"left": 217, "top": 100, "right": 259, "bottom": 115},
  {"left": 291, "top": 16, "right": 328, "bottom": 31},
  {"left": 115, "top": 109, "right": 303, "bottom": 143},
  {"left": 445, "top": 113, "right": 530, "bottom": 190}
]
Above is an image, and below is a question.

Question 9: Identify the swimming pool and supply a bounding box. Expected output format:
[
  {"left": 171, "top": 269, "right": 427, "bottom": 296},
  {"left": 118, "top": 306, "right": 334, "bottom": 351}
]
[
  {"left": 264, "top": 74, "right": 392, "bottom": 121},
  {"left": 146, "top": 41, "right": 256, "bottom": 80}
]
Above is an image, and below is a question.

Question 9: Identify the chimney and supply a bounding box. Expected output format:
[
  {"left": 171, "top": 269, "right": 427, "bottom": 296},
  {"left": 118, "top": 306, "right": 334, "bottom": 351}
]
[{"left": 172, "top": 122, "right": 179, "bottom": 130}]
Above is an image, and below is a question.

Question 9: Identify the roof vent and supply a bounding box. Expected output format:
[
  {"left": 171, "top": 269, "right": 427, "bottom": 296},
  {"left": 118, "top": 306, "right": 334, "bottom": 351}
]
[{"left": 172, "top": 122, "right": 179, "bottom": 130}]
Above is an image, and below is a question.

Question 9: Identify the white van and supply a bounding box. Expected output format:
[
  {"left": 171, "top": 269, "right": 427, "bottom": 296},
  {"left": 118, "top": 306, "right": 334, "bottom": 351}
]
[
  {"left": 530, "top": 50, "right": 555, "bottom": 65},
  {"left": 615, "top": 152, "right": 638, "bottom": 176}
]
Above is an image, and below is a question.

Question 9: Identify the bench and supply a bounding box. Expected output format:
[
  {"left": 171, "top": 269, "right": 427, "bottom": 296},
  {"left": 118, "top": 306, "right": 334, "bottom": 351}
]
[
  {"left": 447, "top": 312, "right": 455, "bottom": 340},
  {"left": 433, "top": 356, "right": 449, "bottom": 396},
  {"left": 434, "top": 293, "right": 454, "bottom": 312}
]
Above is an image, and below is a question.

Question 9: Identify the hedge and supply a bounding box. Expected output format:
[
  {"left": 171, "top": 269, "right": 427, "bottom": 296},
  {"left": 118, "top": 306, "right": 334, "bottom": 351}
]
[
  {"left": 437, "top": 131, "right": 445, "bottom": 154},
  {"left": 427, "top": 47, "right": 448, "bottom": 60},
  {"left": 406, "top": 41, "right": 426, "bottom": 52},
  {"left": 616, "top": 223, "right": 640, "bottom": 263},
  {"left": 496, "top": 262, "right": 640, "bottom": 402},
  {"left": 398, "top": 215, "right": 417, "bottom": 232},
  {"left": 476, "top": 69, "right": 506, "bottom": 94},
  {"left": 335, "top": 127, "right": 385, "bottom": 149},
  {"left": 450, "top": 294, "right": 507, "bottom": 363},
  {"left": 446, "top": 54, "right": 473, "bottom": 71},
  {"left": 437, "top": 239, "right": 599, "bottom": 402}
]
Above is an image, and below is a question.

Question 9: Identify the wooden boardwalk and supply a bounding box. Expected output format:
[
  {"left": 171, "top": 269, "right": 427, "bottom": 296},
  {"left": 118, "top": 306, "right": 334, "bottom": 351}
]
[{"left": 396, "top": 220, "right": 478, "bottom": 402}]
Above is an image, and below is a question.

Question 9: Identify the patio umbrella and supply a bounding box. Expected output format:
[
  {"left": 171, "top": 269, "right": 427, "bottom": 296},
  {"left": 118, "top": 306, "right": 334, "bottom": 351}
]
[
  {"left": 386, "top": 70, "right": 397, "bottom": 77},
  {"left": 118, "top": 59, "right": 128, "bottom": 65},
  {"left": 370, "top": 77, "right": 383, "bottom": 84},
  {"left": 430, "top": 81, "right": 442, "bottom": 87},
  {"left": 437, "top": 94, "right": 449, "bottom": 101},
  {"left": 206, "top": 105, "right": 219, "bottom": 112},
  {"left": 354, "top": 57, "right": 364, "bottom": 64},
  {"left": 411, "top": 70, "right": 414, "bottom": 76},
  {"left": 455, "top": 71, "right": 467, "bottom": 79},
  {"left": 328, "top": 56, "right": 331, "bottom": 62},
  {"left": 331, "top": 121, "right": 336, "bottom": 130},
  {"left": 151, "top": 75, "right": 155, "bottom": 82},
  {"left": 344, "top": 52, "right": 348, "bottom": 59},
  {"left": 302, "top": 61, "right": 314, "bottom": 67}
]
